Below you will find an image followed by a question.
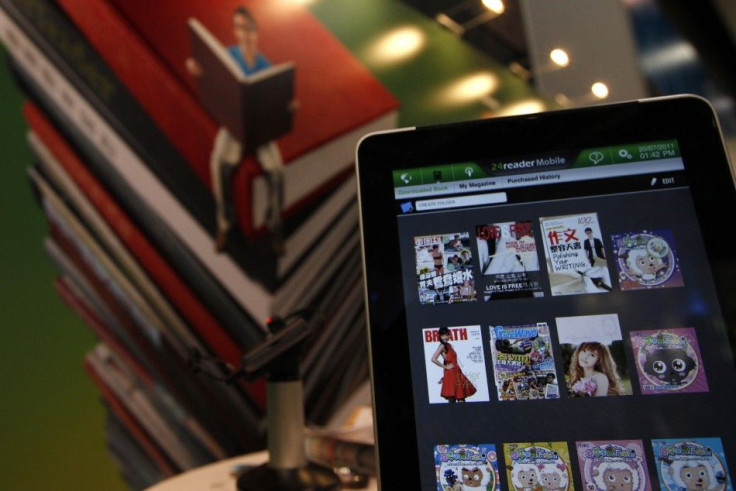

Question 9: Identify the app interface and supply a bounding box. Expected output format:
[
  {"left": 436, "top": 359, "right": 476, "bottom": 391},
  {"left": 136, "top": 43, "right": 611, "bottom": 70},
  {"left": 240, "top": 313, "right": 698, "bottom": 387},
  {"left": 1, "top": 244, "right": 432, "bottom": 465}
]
[{"left": 393, "top": 141, "right": 736, "bottom": 490}]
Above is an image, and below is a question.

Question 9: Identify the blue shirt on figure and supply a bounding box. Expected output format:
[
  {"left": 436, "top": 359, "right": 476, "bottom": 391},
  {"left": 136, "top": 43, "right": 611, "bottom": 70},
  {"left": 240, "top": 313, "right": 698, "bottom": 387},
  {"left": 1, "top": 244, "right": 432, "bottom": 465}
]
[{"left": 227, "top": 46, "right": 271, "bottom": 75}]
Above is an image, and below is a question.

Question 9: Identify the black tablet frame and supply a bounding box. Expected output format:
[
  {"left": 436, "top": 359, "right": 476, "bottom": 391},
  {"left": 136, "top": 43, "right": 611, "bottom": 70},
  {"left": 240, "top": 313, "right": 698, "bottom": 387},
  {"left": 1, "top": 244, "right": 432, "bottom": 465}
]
[{"left": 356, "top": 95, "right": 736, "bottom": 489}]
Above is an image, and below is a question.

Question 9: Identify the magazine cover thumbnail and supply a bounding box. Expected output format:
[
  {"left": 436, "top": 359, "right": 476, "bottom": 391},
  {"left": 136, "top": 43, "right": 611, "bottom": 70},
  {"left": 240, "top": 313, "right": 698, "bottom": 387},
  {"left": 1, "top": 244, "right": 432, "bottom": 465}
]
[
  {"left": 555, "top": 313, "right": 632, "bottom": 397},
  {"left": 423, "top": 326, "right": 490, "bottom": 404},
  {"left": 504, "top": 442, "right": 575, "bottom": 491},
  {"left": 414, "top": 233, "right": 476, "bottom": 305},
  {"left": 435, "top": 443, "right": 500, "bottom": 490},
  {"left": 652, "top": 437, "right": 732, "bottom": 491},
  {"left": 475, "top": 221, "right": 544, "bottom": 300},
  {"left": 489, "top": 323, "right": 559, "bottom": 401},
  {"left": 576, "top": 439, "right": 652, "bottom": 491},
  {"left": 611, "top": 230, "right": 684, "bottom": 291},
  {"left": 630, "top": 328, "right": 709, "bottom": 395},
  {"left": 539, "top": 213, "right": 612, "bottom": 296}
]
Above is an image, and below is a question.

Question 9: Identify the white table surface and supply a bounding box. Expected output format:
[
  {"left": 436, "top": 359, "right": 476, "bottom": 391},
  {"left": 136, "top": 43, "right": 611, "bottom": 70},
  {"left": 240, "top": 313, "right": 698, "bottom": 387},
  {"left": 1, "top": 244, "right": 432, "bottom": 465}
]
[{"left": 146, "top": 451, "right": 377, "bottom": 490}]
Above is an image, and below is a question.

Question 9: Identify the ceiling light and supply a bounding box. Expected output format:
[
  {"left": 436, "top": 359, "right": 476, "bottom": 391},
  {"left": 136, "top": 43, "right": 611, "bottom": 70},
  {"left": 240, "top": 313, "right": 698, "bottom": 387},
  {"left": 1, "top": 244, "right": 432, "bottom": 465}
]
[
  {"left": 365, "top": 26, "right": 426, "bottom": 66},
  {"left": 482, "top": 0, "right": 505, "bottom": 15},
  {"left": 591, "top": 82, "right": 609, "bottom": 99},
  {"left": 438, "top": 72, "right": 500, "bottom": 105},
  {"left": 457, "top": 73, "right": 499, "bottom": 99},
  {"left": 494, "top": 99, "right": 546, "bottom": 116},
  {"left": 549, "top": 48, "right": 570, "bottom": 68}
]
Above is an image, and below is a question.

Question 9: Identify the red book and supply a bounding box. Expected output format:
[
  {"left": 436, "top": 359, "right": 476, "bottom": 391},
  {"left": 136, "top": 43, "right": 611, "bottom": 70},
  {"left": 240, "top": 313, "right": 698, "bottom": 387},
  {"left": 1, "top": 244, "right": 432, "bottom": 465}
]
[
  {"left": 55, "top": 0, "right": 399, "bottom": 238},
  {"left": 85, "top": 344, "right": 200, "bottom": 472},
  {"left": 55, "top": 273, "right": 230, "bottom": 462},
  {"left": 33, "top": 160, "right": 264, "bottom": 454},
  {"left": 23, "top": 101, "right": 267, "bottom": 409},
  {"left": 46, "top": 222, "right": 165, "bottom": 378},
  {"left": 84, "top": 353, "right": 178, "bottom": 477},
  {"left": 56, "top": 276, "right": 153, "bottom": 386},
  {"left": 51, "top": 269, "right": 259, "bottom": 457}
]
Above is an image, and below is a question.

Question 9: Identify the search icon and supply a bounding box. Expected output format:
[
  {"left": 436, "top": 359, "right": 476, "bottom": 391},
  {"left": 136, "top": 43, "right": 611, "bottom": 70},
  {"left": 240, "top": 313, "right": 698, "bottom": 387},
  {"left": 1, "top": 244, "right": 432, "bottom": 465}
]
[{"left": 618, "top": 149, "right": 633, "bottom": 159}]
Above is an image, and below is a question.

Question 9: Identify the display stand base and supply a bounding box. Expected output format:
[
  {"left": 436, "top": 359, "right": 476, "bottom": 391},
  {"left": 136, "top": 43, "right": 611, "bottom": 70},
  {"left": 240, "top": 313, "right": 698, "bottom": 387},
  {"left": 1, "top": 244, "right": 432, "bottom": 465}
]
[{"left": 236, "top": 462, "right": 340, "bottom": 490}]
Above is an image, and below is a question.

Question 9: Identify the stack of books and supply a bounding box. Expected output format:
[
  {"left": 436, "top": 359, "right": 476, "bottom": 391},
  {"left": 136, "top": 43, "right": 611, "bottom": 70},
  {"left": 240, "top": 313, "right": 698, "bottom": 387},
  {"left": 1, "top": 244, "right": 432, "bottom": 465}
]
[{"left": 0, "top": 0, "right": 398, "bottom": 486}]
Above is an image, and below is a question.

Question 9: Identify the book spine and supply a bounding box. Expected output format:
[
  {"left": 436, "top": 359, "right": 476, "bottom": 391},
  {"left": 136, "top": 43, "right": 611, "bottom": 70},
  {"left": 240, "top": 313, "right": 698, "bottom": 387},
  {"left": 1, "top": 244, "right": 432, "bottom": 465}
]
[
  {"left": 4, "top": 0, "right": 215, "bottom": 224},
  {"left": 37, "top": 186, "right": 226, "bottom": 430},
  {"left": 56, "top": 0, "right": 218, "bottom": 169},
  {"left": 28, "top": 130, "right": 205, "bottom": 356},
  {"left": 23, "top": 107, "right": 239, "bottom": 364},
  {"left": 28, "top": 135, "right": 268, "bottom": 451},
  {"left": 0, "top": 7, "right": 272, "bottom": 342},
  {"left": 0, "top": 0, "right": 296, "bottom": 288},
  {"left": 84, "top": 355, "right": 179, "bottom": 477},
  {"left": 40, "top": 194, "right": 264, "bottom": 454},
  {"left": 104, "top": 411, "right": 166, "bottom": 489},
  {"left": 55, "top": 276, "right": 226, "bottom": 465},
  {"left": 48, "top": 0, "right": 267, "bottom": 236},
  {"left": 31, "top": 141, "right": 267, "bottom": 443},
  {"left": 55, "top": 274, "right": 153, "bottom": 386},
  {"left": 44, "top": 220, "right": 165, "bottom": 381},
  {"left": 56, "top": 272, "right": 252, "bottom": 458},
  {"left": 86, "top": 345, "right": 199, "bottom": 471},
  {"left": 22, "top": 96, "right": 269, "bottom": 410}
]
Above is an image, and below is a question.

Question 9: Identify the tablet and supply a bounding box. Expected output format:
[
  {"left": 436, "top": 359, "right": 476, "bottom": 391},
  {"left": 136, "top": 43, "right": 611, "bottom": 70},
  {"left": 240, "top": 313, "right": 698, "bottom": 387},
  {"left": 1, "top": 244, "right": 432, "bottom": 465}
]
[{"left": 356, "top": 95, "right": 736, "bottom": 490}]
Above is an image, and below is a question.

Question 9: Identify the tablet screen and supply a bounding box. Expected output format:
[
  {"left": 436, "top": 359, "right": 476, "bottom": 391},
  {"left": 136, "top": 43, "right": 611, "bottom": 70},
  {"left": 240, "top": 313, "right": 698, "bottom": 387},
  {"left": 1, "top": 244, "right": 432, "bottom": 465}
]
[{"left": 357, "top": 96, "right": 736, "bottom": 490}]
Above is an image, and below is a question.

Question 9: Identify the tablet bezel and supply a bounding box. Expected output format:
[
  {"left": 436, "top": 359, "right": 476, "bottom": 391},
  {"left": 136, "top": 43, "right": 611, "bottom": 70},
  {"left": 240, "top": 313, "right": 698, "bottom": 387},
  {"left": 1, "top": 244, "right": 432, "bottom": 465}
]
[{"left": 356, "top": 95, "right": 736, "bottom": 489}]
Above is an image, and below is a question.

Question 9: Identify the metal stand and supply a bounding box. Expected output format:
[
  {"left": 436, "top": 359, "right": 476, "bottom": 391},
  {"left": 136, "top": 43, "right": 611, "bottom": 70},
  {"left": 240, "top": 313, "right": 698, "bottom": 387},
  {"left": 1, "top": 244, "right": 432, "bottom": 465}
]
[{"left": 236, "top": 318, "right": 339, "bottom": 490}]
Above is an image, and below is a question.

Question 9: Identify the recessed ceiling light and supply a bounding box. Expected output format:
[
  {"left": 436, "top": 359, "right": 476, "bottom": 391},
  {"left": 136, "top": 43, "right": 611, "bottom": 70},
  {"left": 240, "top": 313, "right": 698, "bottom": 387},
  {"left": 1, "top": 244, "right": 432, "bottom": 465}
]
[
  {"left": 437, "top": 72, "right": 500, "bottom": 105},
  {"left": 591, "top": 82, "right": 609, "bottom": 99},
  {"left": 549, "top": 48, "right": 570, "bottom": 67},
  {"left": 482, "top": 0, "right": 505, "bottom": 15},
  {"left": 365, "top": 26, "right": 426, "bottom": 65},
  {"left": 495, "top": 99, "right": 546, "bottom": 116}
]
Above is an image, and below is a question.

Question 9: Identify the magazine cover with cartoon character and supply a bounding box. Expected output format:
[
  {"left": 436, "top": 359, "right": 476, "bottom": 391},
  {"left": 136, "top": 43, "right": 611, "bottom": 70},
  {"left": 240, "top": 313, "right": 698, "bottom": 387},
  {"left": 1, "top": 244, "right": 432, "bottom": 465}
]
[
  {"left": 652, "top": 438, "right": 732, "bottom": 491},
  {"left": 576, "top": 440, "right": 652, "bottom": 491},
  {"left": 435, "top": 443, "right": 500, "bottom": 490},
  {"left": 555, "top": 313, "right": 632, "bottom": 397},
  {"left": 630, "top": 328, "right": 709, "bottom": 395},
  {"left": 489, "top": 323, "right": 559, "bottom": 401},
  {"left": 422, "top": 326, "right": 490, "bottom": 404},
  {"left": 539, "top": 213, "right": 611, "bottom": 296},
  {"left": 611, "top": 230, "right": 684, "bottom": 291},
  {"left": 504, "top": 442, "right": 574, "bottom": 491},
  {"left": 414, "top": 233, "right": 476, "bottom": 305},
  {"left": 475, "top": 221, "right": 544, "bottom": 300}
]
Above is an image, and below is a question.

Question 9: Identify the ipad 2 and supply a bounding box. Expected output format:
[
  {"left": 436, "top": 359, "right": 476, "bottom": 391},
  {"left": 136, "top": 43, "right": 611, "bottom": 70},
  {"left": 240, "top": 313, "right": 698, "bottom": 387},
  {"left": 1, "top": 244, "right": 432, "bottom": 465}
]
[{"left": 356, "top": 95, "right": 736, "bottom": 490}]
